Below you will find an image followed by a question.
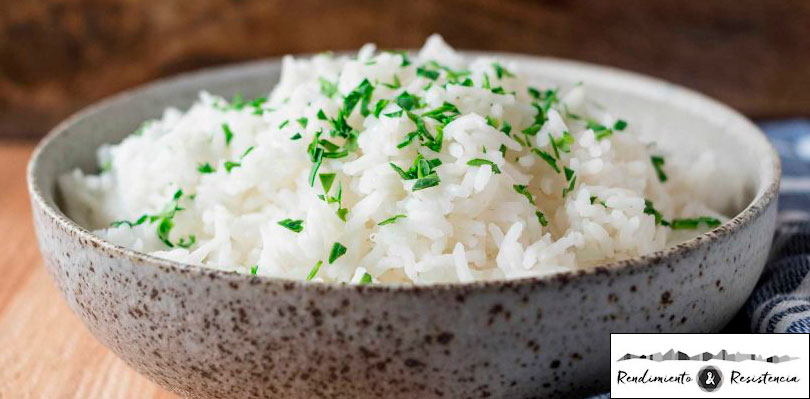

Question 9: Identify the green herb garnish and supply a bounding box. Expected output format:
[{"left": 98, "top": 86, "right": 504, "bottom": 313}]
[
  {"left": 222, "top": 123, "right": 234, "bottom": 146},
  {"left": 306, "top": 260, "right": 323, "bottom": 281},
  {"left": 643, "top": 199, "right": 666, "bottom": 226},
  {"left": 513, "top": 184, "right": 535, "bottom": 205},
  {"left": 110, "top": 214, "right": 148, "bottom": 228},
  {"left": 532, "top": 149, "right": 560, "bottom": 173},
  {"left": 224, "top": 161, "right": 241, "bottom": 173},
  {"left": 319, "top": 173, "right": 336, "bottom": 193},
  {"left": 319, "top": 77, "right": 338, "bottom": 98},
  {"left": 492, "top": 62, "right": 515, "bottom": 79},
  {"left": 669, "top": 217, "right": 721, "bottom": 230},
  {"left": 536, "top": 211, "right": 548, "bottom": 226},
  {"left": 413, "top": 174, "right": 441, "bottom": 191},
  {"left": 416, "top": 66, "right": 440, "bottom": 80},
  {"left": 395, "top": 91, "right": 422, "bottom": 111},
  {"left": 278, "top": 218, "right": 304, "bottom": 233},
  {"left": 328, "top": 242, "right": 347, "bottom": 264},
  {"left": 467, "top": 159, "right": 501, "bottom": 174},
  {"left": 359, "top": 272, "right": 373, "bottom": 284},
  {"left": 373, "top": 99, "right": 390, "bottom": 118},
  {"left": 651, "top": 155, "right": 668, "bottom": 182},
  {"left": 378, "top": 214, "right": 407, "bottom": 226},
  {"left": 590, "top": 196, "right": 607, "bottom": 207},
  {"left": 250, "top": 265, "right": 258, "bottom": 275},
  {"left": 197, "top": 163, "right": 215, "bottom": 174}
]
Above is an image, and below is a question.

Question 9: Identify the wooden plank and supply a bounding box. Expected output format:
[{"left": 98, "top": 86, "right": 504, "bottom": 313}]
[
  {"left": 1, "top": 0, "right": 809, "bottom": 139},
  {"left": 0, "top": 143, "right": 177, "bottom": 399}
]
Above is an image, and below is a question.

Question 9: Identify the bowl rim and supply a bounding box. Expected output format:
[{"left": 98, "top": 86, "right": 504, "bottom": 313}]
[{"left": 27, "top": 51, "right": 782, "bottom": 293}]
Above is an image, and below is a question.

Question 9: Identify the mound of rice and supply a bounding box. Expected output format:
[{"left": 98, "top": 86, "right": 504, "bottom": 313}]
[{"left": 59, "top": 35, "right": 727, "bottom": 284}]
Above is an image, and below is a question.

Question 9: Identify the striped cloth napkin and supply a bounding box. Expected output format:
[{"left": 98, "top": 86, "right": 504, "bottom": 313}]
[{"left": 745, "top": 119, "right": 810, "bottom": 333}]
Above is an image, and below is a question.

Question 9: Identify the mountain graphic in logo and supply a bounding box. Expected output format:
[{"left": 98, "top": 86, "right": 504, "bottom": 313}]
[{"left": 618, "top": 349, "right": 799, "bottom": 363}]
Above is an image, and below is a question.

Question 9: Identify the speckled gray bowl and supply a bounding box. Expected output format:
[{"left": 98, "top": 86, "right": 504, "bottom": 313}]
[{"left": 28, "top": 53, "right": 780, "bottom": 399}]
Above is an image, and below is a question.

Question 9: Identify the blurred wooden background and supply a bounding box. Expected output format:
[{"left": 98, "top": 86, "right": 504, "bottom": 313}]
[{"left": 2, "top": 0, "right": 810, "bottom": 139}]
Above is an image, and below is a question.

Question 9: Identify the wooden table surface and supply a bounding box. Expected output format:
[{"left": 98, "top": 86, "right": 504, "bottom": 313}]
[{"left": 0, "top": 142, "right": 177, "bottom": 399}]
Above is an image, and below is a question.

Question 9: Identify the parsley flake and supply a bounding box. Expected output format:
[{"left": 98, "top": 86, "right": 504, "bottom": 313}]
[
  {"left": 328, "top": 242, "right": 347, "bottom": 264},
  {"left": 378, "top": 214, "right": 407, "bottom": 226},
  {"left": 222, "top": 123, "right": 234, "bottom": 146},
  {"left": 651, "top": 155, "right": 668, "bottom": 182},
  {"left": 306, "top": 260, "right": 323, "bottom": 281},
  {"left": 278, "top": 218, "right": 304, "bottom": 233},
  {"left": 467, "top": 158, "right": 501, "bottom": 174},
  {"left": 197, "top": 162, "right": 215, "bottom": 174},
  {"left": 513, "top": 184, "right": 535, "bottom": 205}
]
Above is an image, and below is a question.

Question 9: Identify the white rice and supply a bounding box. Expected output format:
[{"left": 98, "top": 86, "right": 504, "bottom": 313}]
[{"left": 59, "top": 35, "right": 730, "bottom": 284}]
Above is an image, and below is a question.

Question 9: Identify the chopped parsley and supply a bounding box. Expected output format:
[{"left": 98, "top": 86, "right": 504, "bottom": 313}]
[
  {"left": 467, "top": 158, "right": 501, "bottom": 174},
  {"left": 373, "top": 99, "right": 390, "bottom": 118},
  {"left": 319, "top": 77, "right": 338, "bottom": 98},
  {"left": 278, "top": 218, "right": 304, "bottom": 233},
  {"left": 614, "top": 119, "right": 628, "bottom": 131},
  {"left": 651, "top": 155, "right": 668, "bottom": 182},
  {"left": 328, "top": 242, "right": 347, "bottom": 264},
  {"left": 390, "top": 154, "right": 442, "bottom": 180},
  {"left": 532, "top": 149, "right": 560, "bottom": 173},
  {"left": 177, "top": 235, "right": 195, "bottom": 248},
  {"left": 359, "top": 272, "right": 373, "bottom": 284},
  {"left": 485, "top": 115, "right": 500, "bottom": 128},
  {"left": 378, "top": 214, "right": 407, "bottom": 226},
  {"left": 422, "top": 102, "right": 460, "bottom": 125},
  {"left": 197, "top": 162, "right": 215, "bottom": 174},
  {"left": 250, "top": 265, "right": 258, "bottom": 275},
  {"left": 381, "top": 75, "right": 402, "bottom": 89},
  {"left": 669, "top": 217, "right": 721, "bottom": 230},
  {"left": 224, "top": 161, "right": 241, "bottom": 173},
  {"left": 297, "top": 117, "right": 308, "bottom": 128},
  {"left": 586, "top": 120, "right": 612, "bottom": 141},
  {"left": 513, "top": 184, "right": 535, "bottom": 205},
  {"left": 413, "top": 174, "right": 441, "bottom": 191},
  {"left": 551, "top": 131, "right": 574, "bottom": 154},
  {"left": 590, "top": 196, "right": 607, "bottom": 207},
  {"left": 501, "top": 122, "right": 512, "bottom": 136},
  {"left": 395, "top": 91, "right": 423, "bottom": 111},
  {"left": 290, "top": 133, "right": 302, "bottom": 140},
  {"left": 562, "top": 167, "right": 577, "bottom": 197},
  {"left": 416, "top": 65, "right": 440, "bottom": 80},
  {"left": 110, "top": 192, "right": 197, "bottom": 248},
  {"left": 110, "top": 214, "right": 148, "bottom": 228},
  {"left": 222, "top": 123, "right": 234, "bottom": 146},
  {"left": 536, "top": 211, "right": 548, "bottom": 227},
  {"left": 278, "top": 119, "right": 290, "bottom": 129},
  {"left": 306, "top": 260, "right": 323, "bottom": 281},
  {"left": 319, "top": 173, "right": 336, "bottom": 193},
  {"left": 344, "top": 79, "right": 374, "bottom": 117},
  {"left": 643, "top": 199, "right": 666, "bottom": 226},
  {"left": 492, "top": 63, "right": 515, "bottom": 79}
]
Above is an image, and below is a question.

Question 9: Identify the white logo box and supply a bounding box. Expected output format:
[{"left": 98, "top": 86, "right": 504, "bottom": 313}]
[{"left": 610, "top": 333, "right": 809, "bottom": 398}]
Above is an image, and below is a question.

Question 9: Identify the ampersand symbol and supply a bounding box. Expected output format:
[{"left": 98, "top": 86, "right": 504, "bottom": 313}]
[{"left": 705, "top": 372, "right": 715, "bottom": 385}]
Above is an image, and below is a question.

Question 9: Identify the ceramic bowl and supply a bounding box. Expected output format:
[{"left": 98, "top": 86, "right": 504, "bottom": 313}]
[{"left": 28, "top": 53, "right": 780, "bottom": 398}]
